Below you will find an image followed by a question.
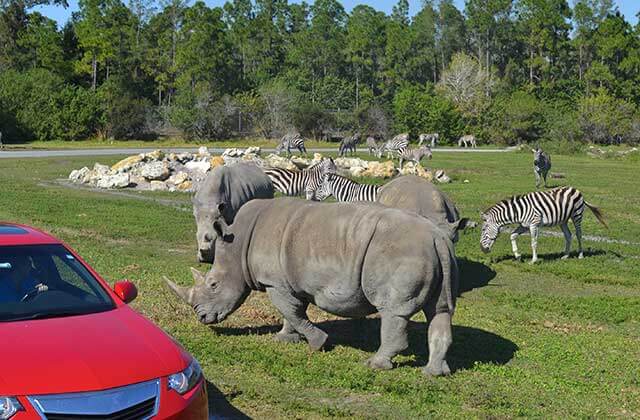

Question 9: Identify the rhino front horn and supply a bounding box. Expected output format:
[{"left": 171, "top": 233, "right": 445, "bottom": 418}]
[
  {"left": 190, "top": 267, "right": 206, "bottom": 286},
  {"left": 164, "top": 276, "right": 196, "bottom": 306}
]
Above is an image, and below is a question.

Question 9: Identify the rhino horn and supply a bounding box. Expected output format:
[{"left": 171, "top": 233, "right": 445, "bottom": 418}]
[
  {"left": 164, "top": 276, "right": 196, "bottom": 306},
  {"left": 190, "top": 267, "right": 206, "bottom": 286}
]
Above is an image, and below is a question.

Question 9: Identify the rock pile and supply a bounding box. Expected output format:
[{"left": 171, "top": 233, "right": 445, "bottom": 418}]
[{"left": 68, "top": 147, "right": 452, "bottom": 191}]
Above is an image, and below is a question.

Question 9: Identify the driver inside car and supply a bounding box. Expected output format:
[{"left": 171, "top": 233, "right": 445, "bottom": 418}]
[{"left": 0, "top": 254, "right": 48, "bottom": 303}]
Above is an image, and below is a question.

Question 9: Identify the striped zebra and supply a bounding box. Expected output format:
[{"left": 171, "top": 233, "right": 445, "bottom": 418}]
[
  {"left": 480, "top": 186, "right": 607, "bottom": 264},
  {"left": 366, "top": 136, "right": 380, "bottom": 155},
  {"left": 398, "top": 145, "right": 433, "bottom": 169},
  {"left": 339, "top": 133, "right": 361, "bottom": 156},
  {"left": 314, "top": 173, "right": 379, "bottom": 202},
  {"left": 532, "top": 147, "right": 551, "bottom": 188},
  {"left": 263, "top": 158, "right": 336, "bottom": 200},
  {"left": 418, "top": 133, "right": 439, "bottom": 148},
  {"left": 276, "top": 133, "right": 307, "bottom": 156},
  {"left": 376, "top": 133, "right": 409, "bottom": 159},
  {"left": 458, "top": 135, "right": 476, "bottom": 148}
]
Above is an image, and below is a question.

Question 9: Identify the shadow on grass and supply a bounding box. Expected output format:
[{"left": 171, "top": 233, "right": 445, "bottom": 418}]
[
  {"left": 214, "top": 319, "right": 517, "bottom": 374},
  {"left": 458, "top": 257, "right": 496, "bottom": 294},
  {"left": 493, "top": 248, "right": 611, "bottom": 263},
  {"left": 206, "top": 381, "right": 250, "bottom": 420}
]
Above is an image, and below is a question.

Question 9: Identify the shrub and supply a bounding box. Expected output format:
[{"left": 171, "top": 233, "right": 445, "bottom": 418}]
[{"left": 577, "top": 89, "right": 639, "bottom": 144}]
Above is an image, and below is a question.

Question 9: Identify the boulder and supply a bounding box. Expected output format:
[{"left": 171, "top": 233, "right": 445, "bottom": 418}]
[
  {"left": 362, "top": 160, "right": 396, "bottom": 179},
  {"left": 141, "top": 161, "right": 170, "bottom": 181},
  {"left": 176, "top": 180, "right": 193, "bottom": 191},
  {"left": 93, "top": 163, "right": 111, "bottom": 175},
  {"left": 176, "top": 152, "right": 193, "bottom": 163},
  {"left": 335, "top": 157, "right": 368, "bottom": 170},
  {"left": 198, "top": 146, "right": 210, "bottom": 157},
  {"left": 290, "top": 156, "right": 311, "bottom": 169},
  {"left": 69, "top": 167, "right": 90, "bottom": 183},
  {"left": 111, "top": 155, "right": 144, "bottom": 172},
  {"left": 97, "top": 173, "right": 131, "bottom": 189},
  {"left": 398, "top": 162, "right": 433, "bottom": 181},
  {"left": 222, "top": 148, "right": 244, "bottom": 158},
  {"left": 210, "top": 156, "right": 225, "bottom": 169},
  {"left": 349, "top": 166, "right": 366, "bottom": 177},
  {"left": 144, "top": 150, "right": 164, "bottom": 161},
  {"left": 245, "top": 146, "right": 261, "bottom": 155},
  {"left": 149, "top": 180, "right": 168, "bottom": 191},
  {"left": 263, "top": 154, "right": 298, "bottom": 171},
  {"left": 168, "top": 171, "right": 190, "bottom": 185},
  {"left": 185, "top": 160, "right": 211, "bottom": 173}
]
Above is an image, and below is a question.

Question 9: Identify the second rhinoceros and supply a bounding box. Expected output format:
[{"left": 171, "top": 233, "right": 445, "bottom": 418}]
[{"left": 166, "top": 198, "right": 459, "bottom": 376}]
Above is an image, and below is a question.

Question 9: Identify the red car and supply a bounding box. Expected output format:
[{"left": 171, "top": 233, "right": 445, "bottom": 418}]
[{"left": 0, "top": 223, "right": 208, "bottom": 419}]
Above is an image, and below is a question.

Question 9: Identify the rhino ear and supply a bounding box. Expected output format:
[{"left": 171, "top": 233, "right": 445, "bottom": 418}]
[{"left": 213, "top": 221, "right": 234, "bottom": 243}]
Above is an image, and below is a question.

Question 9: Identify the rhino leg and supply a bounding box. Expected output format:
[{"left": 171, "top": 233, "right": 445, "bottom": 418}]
[
  {"left": 423, "top": 311, "right": 452, "bottom": 376},
  {"left": 267, "top": 288, "right": 328, "bottom": 351},
  {"left": 364, "top": 312, "right": 409, "bottom": 370},
  {"left": 274, "top": 319, "right": 304, "bottom": 344}
]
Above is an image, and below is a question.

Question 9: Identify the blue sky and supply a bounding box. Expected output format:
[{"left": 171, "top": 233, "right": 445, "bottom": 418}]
[{"left": 32, "top": 0, "right": 639, "bottom": 28}]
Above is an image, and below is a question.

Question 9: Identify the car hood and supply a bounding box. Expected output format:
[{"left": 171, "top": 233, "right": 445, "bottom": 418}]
[{"left": 0, "top": 306, "right": 191, "bottom": 395}]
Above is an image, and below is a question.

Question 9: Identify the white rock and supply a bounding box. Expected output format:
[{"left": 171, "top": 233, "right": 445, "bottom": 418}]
[
  {"left": 168, "top": 171, "right": 190, "bottom": 185},
  {"left": 222, "top": 148, "right": 244, "bottom": 158},
  {"left": 335, "top": 157, "right": 369, "bottom": 170},
  {"left": 198, "top": 146, "right": 210, "bottom": 156},
  {"left": 141, "top": 162, "right": 170, "bottom": 181},
  {"left": 349, "top": 166, "right": 366, "bottom": 177},
  {"left": 185, "top": 160, "right": 211, "bottom": 173},
  {"left": 245, "top": 146, "right": 261, "bottom": 155},
  {"left": 97, "top": 173, "right": 130, "bottom": 189},
  {"left": 149, "top": 180, "right": 168, "bottom": 191},
  {"left": 262, "top": 154, "right": 298, "bottom": 171},
  {"left": 93, "top": 163, "right": 111, "bottom": 175},
  {"left": 463, "top": 179, "right": 470, "bottom": 183},
  {"left": 69, "top": 167, "right": 90, "bottom": 183}
]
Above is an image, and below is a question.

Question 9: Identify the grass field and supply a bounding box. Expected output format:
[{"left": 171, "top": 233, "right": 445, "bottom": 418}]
[{"left": 0, "top": 151, "right": 638, "bottom": 418}]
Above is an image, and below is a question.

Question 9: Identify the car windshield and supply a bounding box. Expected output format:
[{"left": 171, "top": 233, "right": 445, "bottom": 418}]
[{"left": 0, "top": 244, "right": 115, "bottom": 322}]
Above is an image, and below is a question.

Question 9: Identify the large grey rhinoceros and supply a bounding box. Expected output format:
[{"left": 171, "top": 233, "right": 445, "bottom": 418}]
[
  {"left": 376, "top": 175, "right": 471, "bottom": 243},
  {"left": 166, "top": 198, "right": 459, "bottom": 376},
  {"left": 193, "top": 163, "right": 274, "bottom": 263}
]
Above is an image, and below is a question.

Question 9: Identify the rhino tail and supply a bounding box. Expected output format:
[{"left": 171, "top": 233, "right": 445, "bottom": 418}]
[{"left": 435, "top": 236, "right": 458, "bottom": 315}]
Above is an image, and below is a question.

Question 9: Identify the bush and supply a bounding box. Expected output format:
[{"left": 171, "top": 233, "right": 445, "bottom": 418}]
[
  {"left": 98, "top": 78, "right": 151, "bottom": 140},
  {"left": 577, "top": 89, "right": 639, "bottom": 144},
  {"left": 487, "top": 91, "right": 543, "bottom": 145},
  {"left": 292, "top": 102, "right": 334, "bottom": 139}
]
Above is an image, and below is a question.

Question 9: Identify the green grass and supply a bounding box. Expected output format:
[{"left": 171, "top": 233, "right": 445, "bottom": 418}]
[{"left": 0, "top": 152, "right": 638, "bottom": 418}]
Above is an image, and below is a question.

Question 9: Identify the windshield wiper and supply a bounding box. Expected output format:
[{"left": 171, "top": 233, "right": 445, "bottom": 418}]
[{"left": 0, "top": 311, "right": 91, "bottom": 322}]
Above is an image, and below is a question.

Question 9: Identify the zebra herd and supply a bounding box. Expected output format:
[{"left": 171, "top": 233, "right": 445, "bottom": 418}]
[{"left": 265, "top": 139, "right": 606, "bottom": 263}]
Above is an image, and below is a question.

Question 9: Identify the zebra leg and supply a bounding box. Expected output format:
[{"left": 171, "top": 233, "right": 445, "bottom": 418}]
[
  {"left": 511, "top": 225, "right": 527, "bottom": 260},
  {"left": 364, "top": 311, "right": 409, "bottom": 370},
  {"left": 399, "top": 157, "right": 404, "bottom": 169},
  {"left": 560, "top": 223, "right": 572, "bottom": 259},
  {"left": 574, "top": 219, "right": 584, "bottom": 259},
  {"left": 301, "top": 145, "right": 308, "bottom": 157},
  {"left": 543, "top": 171, "right": 548, "bottom": 187},
  {"left": 267, "top": 288, "right": 328, "bottom": 351},
  {"left": 423, "top": 309, "right": 452, "bottom": 376},
  {"left": 274, "top": 318, "right": 304, "bottom": 344},
  {"left": 528, "top": 225, "right": 539, "bottom": 264}
]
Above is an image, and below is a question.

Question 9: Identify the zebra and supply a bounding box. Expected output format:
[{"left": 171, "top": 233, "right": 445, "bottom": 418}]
[
  {"left": 314, "top": 173, "right": 379, "bottom": 202},
  {"left": 532, "top": 147, "right": 551, "bottom": 188},
  {"left": 365, "top": 136, "right": 380, "bottom": 155},
  {"left": 376, "top": 133, "right": 409, "bottom": 159},
  {"left": 398, "top": 145, "right": 433, "bottom": 169},
  {"left": 276, "top": 133, "right": 307, "bottom": 156},
  {"left": 419, "top": 133, "right": 439, "bottom": 148},
  {"left": 263, "top": 158, "right": 336, "bottom": 200},
  {"left": 458, "top": 135, "right": 476, "bottom": 148},
  {"left": 339, "top": 133, "right": 361, "bottom": 156},
  {"left": 480, "top": 186, "right": 607, "bottom": 264}
]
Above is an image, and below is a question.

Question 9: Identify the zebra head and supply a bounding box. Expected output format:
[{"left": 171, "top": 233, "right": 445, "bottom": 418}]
[
  {"left": 480, "top": 211, "right": 500, "bottom": 253},
  {"left": 313, "top": 173, "right": 334, "bottom": 201},
  {"left": 532, "top": 147, "right": 545, "bottom": 164},
  {"left": 304, "top": 158, "right": 336, "bottom": 200},
  {"left": 420, "top": 145, "right": 433, "bottom": 160}
]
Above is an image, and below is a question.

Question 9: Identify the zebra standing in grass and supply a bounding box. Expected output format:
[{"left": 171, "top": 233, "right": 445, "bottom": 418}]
[
  {"left": 339, "top": 133, "right": 361, "bottom": 156},
  {"left": 366, "top": 136, "right": 380, "bottom": 155},
  {"left": 263, "top": 158, "right": 336, "bottom": 200},
  {"left": 480, "top": 186, "right": 607, "bottom": 264},
  {"left": 398, "top": 145, "right": 433, "bottom": 169},
  {"left": 376, "top": 133, "right": 409, "bottom": 159},
  {"left": 419, "top": 133, "right": 439, "bottom": 148},
  {"left": 532, "top": 147, "right": 551, "bottom": 188},
  {"left": 458, "top": 135, "right": 476, "bottom": 148},
  {"left": 314, "top": 173, "right": 379, "bottom": 202},
  {"left": 276, "top": 133, "right": 307, "bottom": 156}
]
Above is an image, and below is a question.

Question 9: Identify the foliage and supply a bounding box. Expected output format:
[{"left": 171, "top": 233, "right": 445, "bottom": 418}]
[
  {"left": 487, "top": 90, "right": 544, "bottom": 145},
  {"left": 577, "top": 89, "right": 639, "bottom": 144}
]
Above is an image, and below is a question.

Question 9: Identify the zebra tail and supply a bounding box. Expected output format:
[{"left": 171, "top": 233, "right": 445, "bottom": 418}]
[
  {"left": 434, "top": 236, "right": 458, "bottom": 315},
  {"left": 585, "top": 201, "right": 608, "bottom": 229}
]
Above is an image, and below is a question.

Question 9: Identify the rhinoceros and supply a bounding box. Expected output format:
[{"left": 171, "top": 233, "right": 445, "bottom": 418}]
[
  {"left": 166, "top": 198, "right": 458, "bottom": 376},
  {"left": 193, "top": 163, "right": 274, "bottom": 263},
  {"left": 376, "top": 175, "right": 471, "bottom": 243}
]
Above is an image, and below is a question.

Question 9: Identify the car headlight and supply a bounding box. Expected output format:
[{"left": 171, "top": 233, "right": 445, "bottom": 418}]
[
  {"left": 0, "top": 397, "right": 23, "bottom": 419},
  {"left": 168, "top": 359, "right": 202, "bottom": 395}
]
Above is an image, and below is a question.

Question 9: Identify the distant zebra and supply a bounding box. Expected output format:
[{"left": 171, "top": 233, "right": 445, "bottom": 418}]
[
  {"left": 480, "top": 186, "right": 607, "bottom": 264},
  {"left": 377, "top": 133, "right": 409, "bottom": 159},
  {"left": 419, "top": 133, "right": 439, "bottom": 148},
  {"left": 398, "top": 145, "right": 433, "bottom": 169},
  {"left": 276, "top": 133, "right": 307, "bottom": 156},
  {"left": 339, "top": 133, "right": 361, "bottom": 156},
  {"left": 314, "top": 173, "right": 379, "bottom": 202},
  {"left": 263, "top": 158, "right": 336, "bottom": 200},
  {"left": 366, "top": 136, "right": 380, "bottom": 155},
  {"left": 458, "top": 135, "right": 476, "bottom": 148},
  {"left": 532, "top": 147, "right": 551, "bottom": 188}
]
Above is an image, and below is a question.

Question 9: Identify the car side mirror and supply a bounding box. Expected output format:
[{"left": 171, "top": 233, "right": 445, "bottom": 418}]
[{"left": 114, "top": 280, "right": 138, "bottom": 304}]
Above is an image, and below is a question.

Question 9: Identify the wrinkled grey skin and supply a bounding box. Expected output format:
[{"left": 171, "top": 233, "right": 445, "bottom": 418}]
[
  {"left": 167, "top": 198, "right": 458, "bottom": 376},
  {"left": 377, "top": 175, "right": 470, "bottom": 243},
  {"left": 193, "top": 163, "right": 274, "bottom": 263}
]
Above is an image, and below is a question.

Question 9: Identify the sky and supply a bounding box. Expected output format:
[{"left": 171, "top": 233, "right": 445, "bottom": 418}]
[{"left": 31, "top": 0, "right": 639, "bottom": 29}]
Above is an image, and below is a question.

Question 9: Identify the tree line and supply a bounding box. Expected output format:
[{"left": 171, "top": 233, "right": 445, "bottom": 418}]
[{"left": 0, "top": 0, "right": 639, "bottom": 145}]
